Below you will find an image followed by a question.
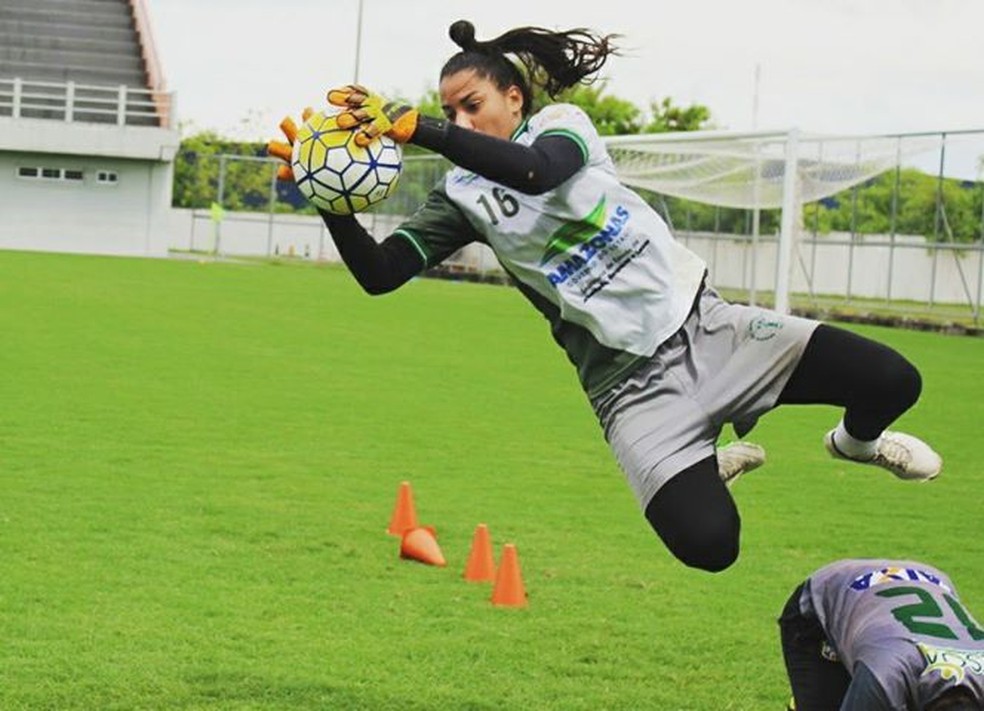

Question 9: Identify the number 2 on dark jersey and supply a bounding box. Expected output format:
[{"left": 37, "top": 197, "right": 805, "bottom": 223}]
[{"left": 877, "top": 586, "right": 984, "bottom": 641}]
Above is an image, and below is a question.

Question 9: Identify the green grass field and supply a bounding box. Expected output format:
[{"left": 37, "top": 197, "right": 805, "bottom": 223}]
[{"left": 2, "top": 250, "right": 982, "bottom": 710}]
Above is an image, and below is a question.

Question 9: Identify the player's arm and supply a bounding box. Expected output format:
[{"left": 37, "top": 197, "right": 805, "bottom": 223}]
[
  {"left": 319, "top": 182, "right": 480, "bottom": 294},
  {"left": 327, "top": 85, "right": 585, "bottom": 195},
  {"left": 319, "top": 213, "right": 423, "bottom": 295},
  {"left": 267, "top": 109, "right": 423, "bottom": 295},
  {"left": 413, "top": 126, "right": 584, "bottom": 196},
  {"left": 267, "top": 110, "right": 478, "bottom": 296}
]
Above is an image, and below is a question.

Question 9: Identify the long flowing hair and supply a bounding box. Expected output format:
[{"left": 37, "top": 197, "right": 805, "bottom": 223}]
[{"left": 441, "top": 20, "right": 620, "bottom": 116}]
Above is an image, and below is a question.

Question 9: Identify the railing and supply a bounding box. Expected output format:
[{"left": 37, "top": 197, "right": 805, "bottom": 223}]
[
  {"left": 129, "top": 0, "right": 170, "bottom": 124},
  {"left": 0, "top": 77, "right": 173, "bottom": 128},
  {"left": 129, "top": 0, "right": 166, "bottom": 92}
]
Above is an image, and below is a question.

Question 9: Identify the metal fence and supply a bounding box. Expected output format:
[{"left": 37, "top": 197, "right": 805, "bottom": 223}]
[
  {"left": 0, "top": 77, "right": 173, "bottom": 128},
  {"left": 178, "top": 131, "right": 984, "bottom": 326}
]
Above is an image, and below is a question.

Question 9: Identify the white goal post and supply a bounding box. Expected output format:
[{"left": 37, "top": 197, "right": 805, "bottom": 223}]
[{"left": 604, "top": 128, "right": 951, "bottom": 313}]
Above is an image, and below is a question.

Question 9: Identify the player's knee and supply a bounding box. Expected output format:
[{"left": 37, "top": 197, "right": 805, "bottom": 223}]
[
  {"left": 894, "top": 358, "right": 922, "bottom": 410},
  {"left": 670, "top": 515, "right": 741, "bottom": 573},
  {"left": 680, "top": 534, "right": 739, "bottom": 573},
  {"left": 875, "top": 351, "right": 922, "bottom": 410}
]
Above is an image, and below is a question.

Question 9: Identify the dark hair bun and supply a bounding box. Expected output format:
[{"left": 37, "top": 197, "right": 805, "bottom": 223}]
[{"left": 449, "top": 20, "right": 477, "bottom": 50}]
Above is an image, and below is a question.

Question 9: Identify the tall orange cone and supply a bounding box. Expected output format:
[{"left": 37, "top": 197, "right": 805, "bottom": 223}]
[
  {"left": 400, "top": 526, "right": 446, "bottom": 566},
  {"left": 464, "top": 524, "right": 496, "bottom": 582},
  {"left": 387, "top": 481, "right": 418, "bottom": 536},
  {"left": 491, "top": 543, "right": 527, "bottom": 607}
]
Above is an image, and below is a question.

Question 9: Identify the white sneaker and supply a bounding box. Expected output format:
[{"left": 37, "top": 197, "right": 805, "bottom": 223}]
[
  {"left": 824, "top": 430, "right": 942, "bottom": 482},
  {"left": 718, "top": 441, "right": 766, "bottom": 486}
]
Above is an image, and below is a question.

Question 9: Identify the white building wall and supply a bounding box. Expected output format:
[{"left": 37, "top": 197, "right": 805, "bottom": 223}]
[
  {"left": 0, "top": 152, "right": 174, "bottom": 257},
  {"left": 170, "top": 211, "right": 981, "bottom": 308}
]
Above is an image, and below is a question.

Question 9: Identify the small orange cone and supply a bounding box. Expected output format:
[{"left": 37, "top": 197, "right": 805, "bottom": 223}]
[
  {"left": 491, "top": 543, "right": 527, "bottom": 607},
  {"left": 400, "top": 526, "right": 447, "bottom": 566},
  {"left": 464, "top": 524, "right": 496, "bottom": 582},
  {"left": 387, "top": 481, "right": 418, "bottom": 536}
]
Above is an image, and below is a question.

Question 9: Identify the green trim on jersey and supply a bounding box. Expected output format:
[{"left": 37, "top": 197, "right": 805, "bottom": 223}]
[
  {"left": 392, "top": 229, "right": 430, "bottom": 268},
  {"left": 540, "top": 196, "right": 607, "bottom": 266},
  {"left": 510, "top": 118, "right": 530, "bottom": 141},
  {"left": 539, "top": 128, "right": 590, "bottom": 163},
  {"left": 392, "top": 181, "right": 484, "bottom": 269}
]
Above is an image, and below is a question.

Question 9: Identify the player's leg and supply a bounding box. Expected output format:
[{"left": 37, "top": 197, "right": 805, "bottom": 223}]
[
  {"left": 778, "top": 583, "right": 852, "bottom": 711},
  {"left": 644, "top": 455, "right": 740, "bottom": 572},
  {"left": 777, "top": 324, "right": 941, "bottom": 480},
  {"left": 837, "top": 662, "right": 895, "bottom": 710},
  {"left": 717, "top": 440, "right": 766, "bottom": 486},
  {"left": 777, "top": 324, "right": 920, "bottom": 437},
  {"left": 923, "top": 688, "right": 983, "bottom": 711}
]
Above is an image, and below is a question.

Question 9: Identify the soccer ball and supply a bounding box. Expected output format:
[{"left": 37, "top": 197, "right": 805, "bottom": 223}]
[{"left": 291, "top": 110, "right": 402, "bottom": 215}]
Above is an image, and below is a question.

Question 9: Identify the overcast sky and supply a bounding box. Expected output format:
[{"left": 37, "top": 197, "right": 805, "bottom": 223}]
[{"left": 149, "top": 0, "right": 983, "bottom": 145}]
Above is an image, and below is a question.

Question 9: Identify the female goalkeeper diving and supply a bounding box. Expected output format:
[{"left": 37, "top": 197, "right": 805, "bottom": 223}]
[{"left": 267, "top": 20, "right": 942, "bottom": 573}]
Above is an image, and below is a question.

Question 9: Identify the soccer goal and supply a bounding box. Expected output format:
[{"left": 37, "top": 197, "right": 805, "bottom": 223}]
[{"left": 604, "top": 128, "right": 983, "bottom": 317}]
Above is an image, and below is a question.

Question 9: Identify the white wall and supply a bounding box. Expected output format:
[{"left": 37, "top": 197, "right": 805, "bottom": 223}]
[
  {"left": 0, "top": 152, "right": 174, "bottom": 257},
  {"left": 683, "top": 231, "right": 981, "bottom": 304},
  {"left": 172, "top": 210, "right": 982, "bottom": 308},
  {"left": 3, "top": 194, "right": 976, "bottom": 309}
]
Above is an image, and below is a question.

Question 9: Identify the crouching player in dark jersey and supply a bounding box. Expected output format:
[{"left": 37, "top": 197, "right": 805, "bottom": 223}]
[{"left": 780, "top": 558, "right": 984, "bottom": 710}]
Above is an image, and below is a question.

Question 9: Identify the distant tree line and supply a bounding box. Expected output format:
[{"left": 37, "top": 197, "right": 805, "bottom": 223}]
[{"left": 172, "top": 86, "right": 983, "bottom": 243}]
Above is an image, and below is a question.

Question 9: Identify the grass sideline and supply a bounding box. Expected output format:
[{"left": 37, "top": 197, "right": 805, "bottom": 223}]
[{"left": 1, "top": 250, "right": 982, "bottom": 710}]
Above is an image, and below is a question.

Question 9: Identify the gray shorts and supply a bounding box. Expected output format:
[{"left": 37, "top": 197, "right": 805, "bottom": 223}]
[{"left": 590, "top": 286, "right": 819, "bottom": 509}]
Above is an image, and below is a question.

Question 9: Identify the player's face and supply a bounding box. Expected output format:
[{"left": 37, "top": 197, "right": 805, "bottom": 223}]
[{"left": 439, "top": 69, "right": 524, "bottom": 140}]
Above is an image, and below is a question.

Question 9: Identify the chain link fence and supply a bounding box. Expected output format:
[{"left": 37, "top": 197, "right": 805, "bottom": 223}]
[{"left": 172, "top": 132, "right": 984, "bottom": 326}]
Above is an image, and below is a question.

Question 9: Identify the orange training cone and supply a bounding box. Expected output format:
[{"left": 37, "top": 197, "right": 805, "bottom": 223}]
[
  {"left": 491, "top": 543, "right": 527, "bottom": 607},
  {"left": 464, "top": 523, "right": 496, "bottom": 582},
  {"left": 387, "top": 481, "right": 418, "bottom": 536},
  {"left": 400, "top": 526, "right": 446, "bottom": 566}
]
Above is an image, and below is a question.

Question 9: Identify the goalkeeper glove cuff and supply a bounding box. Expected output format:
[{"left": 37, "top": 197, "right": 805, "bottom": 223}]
[{"left": 408, "top": 115, "right": 451, "bottom": 151}]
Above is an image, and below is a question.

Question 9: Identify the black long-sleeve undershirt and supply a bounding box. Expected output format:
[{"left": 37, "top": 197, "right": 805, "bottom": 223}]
[
  {"left": 411, "top": 116, "right": 584, "bottom": 195},
  {"left": 318, "top": 211, "right": 421, "bottom": 295},
  {"left": 321, "top": 120, "right": 587, "bottom": 295}
]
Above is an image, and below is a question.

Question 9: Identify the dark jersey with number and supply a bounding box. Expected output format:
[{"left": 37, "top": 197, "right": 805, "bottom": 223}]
[{"left": 800, "top": 559, "right": 984, "bottom": 708}]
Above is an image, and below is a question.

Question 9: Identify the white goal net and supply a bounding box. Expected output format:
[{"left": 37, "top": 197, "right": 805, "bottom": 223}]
[{"left": 604, "top": 129, "right": 978, "bottom": 312}]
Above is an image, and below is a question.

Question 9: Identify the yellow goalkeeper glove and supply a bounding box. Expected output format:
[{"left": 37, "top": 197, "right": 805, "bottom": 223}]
[
  {"left": 326, "top": 84, "right": 419, "bottom": 148},
  {"left": 265, "top": 107, "right": 314, "bottom": 181}
]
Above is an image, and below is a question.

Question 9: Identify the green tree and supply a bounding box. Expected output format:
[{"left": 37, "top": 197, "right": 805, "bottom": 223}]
[
  {"left": 644, "top": 97, "right": 713, "bottom": 133},
  {"left": 545, "top": 83, "right": 643, "bottom": 135},
  {"left": 172, "top": 84, "right": 721, "bottom": 218},
  {"left": 802, "top": 168, "right": 984, "bottom": 243},
  {"left": 173, "top": 130, "right": 274, "bottom": 211}
]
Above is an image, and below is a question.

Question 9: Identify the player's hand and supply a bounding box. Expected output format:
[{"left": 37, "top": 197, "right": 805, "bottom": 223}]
[
  {"left": 266, "top": 107, "right": 314, "bottom": 181},
  {"left": 326, "top": 84, "right": 418, "bottom": 147}
]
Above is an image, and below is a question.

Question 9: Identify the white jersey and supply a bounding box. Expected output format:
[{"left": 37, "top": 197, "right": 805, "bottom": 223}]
[{"left": 395, "top": 104, "right": 707, "bottom": 396}]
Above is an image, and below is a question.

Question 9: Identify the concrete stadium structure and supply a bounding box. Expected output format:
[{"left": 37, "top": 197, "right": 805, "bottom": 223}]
[{"left": 0, "top": 0, "right": 179, "bottom": 256}]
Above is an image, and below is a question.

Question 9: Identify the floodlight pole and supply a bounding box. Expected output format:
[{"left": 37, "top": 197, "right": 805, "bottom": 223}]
[{"left": 353, "top": 0, "right": 364, "bottom": 83}]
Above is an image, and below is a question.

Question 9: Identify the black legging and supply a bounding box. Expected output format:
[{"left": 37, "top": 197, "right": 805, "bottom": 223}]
[
  {"left": 776, "top": 324, "right": 922, "bottom": 440},
  {"left": 645, "top": 324, "right": 923, "bottom": 572},
  {"left": 778, "top": 583, "right": 854, "bottom": 710}
]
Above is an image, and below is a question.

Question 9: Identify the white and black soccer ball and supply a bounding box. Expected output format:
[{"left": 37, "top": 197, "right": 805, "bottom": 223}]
[{"left": 291, "top": 110, "right": 402, "bottom": 215}]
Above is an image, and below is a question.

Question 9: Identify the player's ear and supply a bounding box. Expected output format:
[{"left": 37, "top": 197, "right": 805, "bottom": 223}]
[{"left": 505, "top": 84, "right": 524, "bottom": 118}]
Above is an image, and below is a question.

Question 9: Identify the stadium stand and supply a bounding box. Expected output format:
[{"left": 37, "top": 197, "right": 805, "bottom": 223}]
[{"left": 0, "top": 0, "right": 179, "bottom": 257}]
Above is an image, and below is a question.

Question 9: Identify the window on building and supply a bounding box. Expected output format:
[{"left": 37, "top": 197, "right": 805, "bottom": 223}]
[
  {"left": 17, "top": 166, "right": 88, "bottom": 182},
  {"left": 96, "top": 170, "right": 119, "bottom": 184}
]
